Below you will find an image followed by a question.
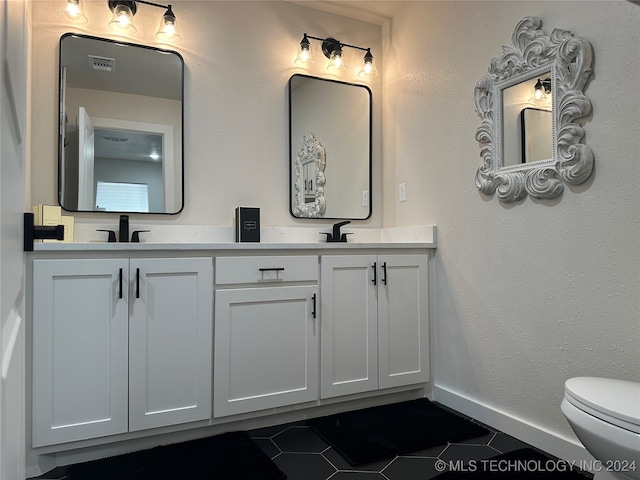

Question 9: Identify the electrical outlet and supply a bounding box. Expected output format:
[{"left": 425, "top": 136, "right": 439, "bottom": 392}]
[
  {"left": 362, "top": 190, "right": 369, "bottom": 207},
  {"left": 399, "top": 183, "right": 407, "bottom": 202}
]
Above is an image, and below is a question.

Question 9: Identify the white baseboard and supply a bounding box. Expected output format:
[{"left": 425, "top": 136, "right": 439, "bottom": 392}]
[{"left": 433, "top": 385, "right": 596, "bottom": 465}]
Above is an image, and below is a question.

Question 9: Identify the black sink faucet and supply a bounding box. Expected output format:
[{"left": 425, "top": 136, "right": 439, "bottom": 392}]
[{"left": 321, "top": 221, "right": 352, "bottom": 242}]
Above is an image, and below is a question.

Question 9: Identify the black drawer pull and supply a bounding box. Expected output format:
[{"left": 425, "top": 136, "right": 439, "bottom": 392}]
[
  {"left": 312, "top": 293, "right": 317, "bottom": 319},
  {"left": 259, "top": 267, "right": 285, "bottom": 272}
]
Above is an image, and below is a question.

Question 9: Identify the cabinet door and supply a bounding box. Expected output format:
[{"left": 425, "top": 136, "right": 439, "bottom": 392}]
[
  {"left": 214, "top": 285, "right": 319, "bottom": 417},
  {"left": 320, "top": 255, "right": 378, "bottom": 399},
  {"left": 32, "top": 259, "right": 129, "bottom": 447},
  {"left": 377, "top": 254, "right": 429, "bottom": 389},
  {"left": 128, "top": 258, "right": 213, "bottom": 431}
]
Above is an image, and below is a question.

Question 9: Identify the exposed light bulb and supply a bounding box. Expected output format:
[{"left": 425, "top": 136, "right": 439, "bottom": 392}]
[
  {"left": 294, "top": 34, "right": 314, "bottom": 65},
  {"left": 66, "top": 2, "right": 79, "bottom": 16},
  {"left": 358, "top": 49, "right": 378, "bottom": 78},
  {"left": 109, "top": 3, "right": 137, "bottom": 33},
  {"left": 327, "top": 48, "right": 346, "bottom": 72},
  {"left": 156, "top": 6, "right": 181, "bottom": 41},
  {"left": 60, "top": 0, "right": 88, "bottom": 23}
]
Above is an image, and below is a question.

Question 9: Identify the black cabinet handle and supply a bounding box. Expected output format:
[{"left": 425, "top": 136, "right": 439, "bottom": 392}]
[
  {"left": 258, "top": 267, "right": 285, "bottom": 272},
  {"left": 372, "top": 262, "right": 377, "bottom": 285},
  {"left": 312, "top": 293, "right": 317, "bottom": 319},
  {"left": 136, "top": 268, "right": 140, "bottom": 299},
  {"left": 381, "top": 262, "right": 388, "bottom": 285},
  {"left": 119, "top": 268, "right": 123, "bottom": 299}
]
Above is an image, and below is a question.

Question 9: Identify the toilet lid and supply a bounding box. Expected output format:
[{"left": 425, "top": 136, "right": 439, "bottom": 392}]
[{"left": 565, "top": 377, "right": 640, "bottom": 427}]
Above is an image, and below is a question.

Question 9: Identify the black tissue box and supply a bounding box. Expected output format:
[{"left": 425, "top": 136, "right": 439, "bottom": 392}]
[{"left": 235, "top": 207, "right": 260, "bottom": 242}]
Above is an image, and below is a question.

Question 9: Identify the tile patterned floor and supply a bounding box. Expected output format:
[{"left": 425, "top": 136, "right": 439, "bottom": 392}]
[{"left": 29, "top": 404, "right": 592, "bottom": 480}]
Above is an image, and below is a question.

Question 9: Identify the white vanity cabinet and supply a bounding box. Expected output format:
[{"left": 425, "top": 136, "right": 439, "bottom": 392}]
[
  {"left": 31, "top": 257, "right": 213, "bottom": 447},
  {"left": 213, "top": 256, "right": 319, "bottom": 417},
  {"left": 320, "top": 254, "right": 429, "bottom": 399}
]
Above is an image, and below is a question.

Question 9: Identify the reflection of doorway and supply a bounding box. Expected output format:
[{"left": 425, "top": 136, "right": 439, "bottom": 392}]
[
  {"left": 520, "top": 108, "right": 552, "bottom": 163},
  {"left": 92, "top": 117, "right": 174, "bottom": 212},
  {"left": 78, "top": 107, "right": 95, "bottom": 210},
  {"left": 75, "top": 112, "right": 174, "bottom": 212}
]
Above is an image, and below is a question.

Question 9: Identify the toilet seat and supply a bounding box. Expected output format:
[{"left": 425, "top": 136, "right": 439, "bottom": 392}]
[{"left": 564, "top": 377, "right": 640, "bottom": 435}]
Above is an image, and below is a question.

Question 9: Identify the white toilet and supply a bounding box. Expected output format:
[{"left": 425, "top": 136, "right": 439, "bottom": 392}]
[{"left": 562, "top": 377, "right": 640, "bottom": 480}]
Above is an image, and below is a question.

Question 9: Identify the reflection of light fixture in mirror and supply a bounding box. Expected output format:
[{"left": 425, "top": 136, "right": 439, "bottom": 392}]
[
  {"left": 295, "top": 33, "right": 378, "bottom": 78},
  {"left": 61, "top": 0, "right": 88, "bottom": 23},
  {"left": 107, "top": 0, "right": 181, "bottom": 40},
  {"left": 534, "top": 78, "right": 551, "bottom": 101}
]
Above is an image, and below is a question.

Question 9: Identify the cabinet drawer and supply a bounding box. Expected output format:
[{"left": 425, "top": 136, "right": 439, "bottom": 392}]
[{"left": 215, "top": 256, "right": 318, "bottom": 285}]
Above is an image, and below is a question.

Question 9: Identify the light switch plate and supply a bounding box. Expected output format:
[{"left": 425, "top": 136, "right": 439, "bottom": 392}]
[{"left": 399, "top": 183, "right": 407, "bottom": 202}]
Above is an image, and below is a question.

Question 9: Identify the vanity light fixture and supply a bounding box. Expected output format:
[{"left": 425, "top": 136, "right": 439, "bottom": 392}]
[
  {"left": 295, "top": 33, "right": 378, "bottom": 78},
  {"left": 107, "top": 0, "right": 181, "bottom": 40},
  {"left": 534, "top": 78, "right": 551, "bottom": 100},
  {"left": 61, "top": 0, "right": 88, "bottom": 24}
]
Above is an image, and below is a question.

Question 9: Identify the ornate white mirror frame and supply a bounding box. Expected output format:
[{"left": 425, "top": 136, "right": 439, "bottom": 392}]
[
  {"left": 474, "top": 17, "right": 594, "bottom": 202},
  {"left": 293, "top": 132, "right": 326, "bottom": 218}
]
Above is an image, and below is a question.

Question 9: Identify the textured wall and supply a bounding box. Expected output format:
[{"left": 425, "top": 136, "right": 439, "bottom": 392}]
[
  {"left": 383, "top": 0, "right": 640, "bottom": 443},
  {"left": 29, "top": 0, "right": 382, "bottom": 228}
]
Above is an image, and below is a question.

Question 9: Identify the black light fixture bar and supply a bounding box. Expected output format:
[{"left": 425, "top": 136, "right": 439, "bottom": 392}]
[
  {"left": 304, "top": 34, "right": 371, "bottom": 58},
  {"left": 108, "top": 0, "right": 172, "bottom": 14},
  {"left": 107, "top": 0, "right": 180, "bottom": 40},
  {"left": 297, "top": 33, "right": 378, "bottom": 78}
]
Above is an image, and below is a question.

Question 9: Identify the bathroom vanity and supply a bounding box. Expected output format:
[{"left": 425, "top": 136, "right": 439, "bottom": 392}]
[{"left": 27, "top": 238, "right": 435, "bottom": 460}]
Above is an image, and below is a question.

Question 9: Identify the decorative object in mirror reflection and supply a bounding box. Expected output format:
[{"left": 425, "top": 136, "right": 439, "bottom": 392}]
[
  {"left": 59, "top": 33, "right": 184, "bottom": 214},
  {"left": 289, "top": 74, "right": 372, "bottom": 220},
  {"left": 295, "top": 34, "right": 377, "bottom": 78},
  {"left": 107, "top": 0, "right": 180, "bottom": 40},
  {"left": 474, "top": 17, "right": 594, "bottom": 202},
  {"left": 293, "top": 132, "right": 326, "bottom": 218}
]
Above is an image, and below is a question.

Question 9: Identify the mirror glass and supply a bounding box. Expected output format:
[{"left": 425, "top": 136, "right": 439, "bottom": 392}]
[
  {"left": 474, "top": 17, "right": 594, "bottom": 203},
  {"left": 58, "top": 33, "right": 184, "bottom": 214},
  {"left": 500, "top": 74, "right": 552, "bottom": 167},
  {"left": 289, "top": 74, "right": 371, "bottom": 219},
  {"left": 521, "top": 108, "right": 552, "bottom": 164}
]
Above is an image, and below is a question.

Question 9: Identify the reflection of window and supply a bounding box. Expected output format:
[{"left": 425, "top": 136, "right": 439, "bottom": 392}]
[{"left": 96, "top": 181, "right": 149, "bottom": 212}]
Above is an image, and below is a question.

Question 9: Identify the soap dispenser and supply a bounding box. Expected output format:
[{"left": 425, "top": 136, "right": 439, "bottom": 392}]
[{"left": 118, "top": 215, "right": 129, "bottom": 243}]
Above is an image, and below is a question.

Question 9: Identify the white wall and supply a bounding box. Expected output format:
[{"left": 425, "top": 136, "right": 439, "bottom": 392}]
[
  {"left": 29, "top": 0, "right": 382, "bottom": 229},
  {"left": 384, "top": 0, "right": 640, "bottom": 455}
]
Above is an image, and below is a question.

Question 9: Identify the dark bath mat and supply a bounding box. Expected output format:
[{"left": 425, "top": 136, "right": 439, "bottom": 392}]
[
  {"left": 432, "top": 447, "right": 589, "bottom": 479},
  {"left": 66, "top": 430, "right": 287, "bottom": 480},
  {"left": 307, "top": 398, "right": 489, "bottom": 465}
]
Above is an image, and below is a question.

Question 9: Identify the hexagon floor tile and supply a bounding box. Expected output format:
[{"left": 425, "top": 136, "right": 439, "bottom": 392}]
[
  {"left": 248, "top": 406, "right": 594, "bottom": 480},
  {"left": 27, "top": 404, "right": 593, "bottom": 480}
]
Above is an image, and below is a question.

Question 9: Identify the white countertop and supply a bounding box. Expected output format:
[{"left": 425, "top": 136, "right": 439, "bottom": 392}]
[
  {"left": 31, "top": 225, "right": 437, "bottom": 252},
  {"left": 32, "top": 241, "right": 435, "bottom": 252}
]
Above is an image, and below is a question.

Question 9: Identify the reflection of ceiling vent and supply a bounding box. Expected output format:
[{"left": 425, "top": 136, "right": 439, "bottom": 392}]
[{"left": 88, "top": 55, "right": 115, "bottom": 72}]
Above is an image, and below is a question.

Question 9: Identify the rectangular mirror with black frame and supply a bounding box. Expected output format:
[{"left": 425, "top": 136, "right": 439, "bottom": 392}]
[
  {"left": 58, "top": 33, "right": 184, "bottom": 214},
  {"left": 289, "top": 74, "right": 372, "bottom": 220}
]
